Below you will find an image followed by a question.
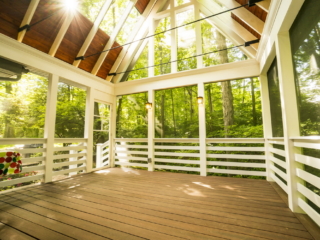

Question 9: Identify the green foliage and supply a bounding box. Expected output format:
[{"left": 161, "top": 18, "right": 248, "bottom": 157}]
[
  {"left": 78, "top": 0, "right": 106, "bottom": 22},
  {"left": 55, "top": 82, "right": 86, "bottom": 138},
  {"left": 116, "top": 92, "right": 148, "bottom": 138},
  {"left": 155, "top": 85, "right": 199, "bottom": 138}
]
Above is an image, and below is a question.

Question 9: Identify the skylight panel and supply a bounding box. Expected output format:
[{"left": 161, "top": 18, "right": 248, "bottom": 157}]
[
  {"left": 99, "top": 0, "right": 130, "bottom": 35},
  {"left": 78, "top": 0, "right": 106, "bottom": 22},
  {"left": 116, "top": 7, "right": 141, "bottom": 45}
]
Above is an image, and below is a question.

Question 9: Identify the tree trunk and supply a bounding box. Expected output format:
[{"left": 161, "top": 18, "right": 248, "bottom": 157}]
[
  {"left": 206, "top": 85, "right": 214, "bottom": 133},
  {"left": 217, "top": 31, "right": 234, "bottom": 137},
  {"left": 4, "top": 82, "right": 15, "bottom": 138},
  {"left": 251, "top": 78, "right": 257, "bottom": 126},
  {"left": 171, "top": 89, "right": 177, "bottom": 137},
  {"left": 116, "top": 98, "right": 122, "bottom": 136},
  {"left": 160, "top": 93, "right": 165, "bottom": 138}
]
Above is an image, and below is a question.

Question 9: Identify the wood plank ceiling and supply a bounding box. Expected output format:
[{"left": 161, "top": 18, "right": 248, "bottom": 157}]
[
  {"left": 0, "top": 0, "right": 149, "bottom": 80},
  {"left": 0, "top": 0, "right": 268, "bottom": 81}
]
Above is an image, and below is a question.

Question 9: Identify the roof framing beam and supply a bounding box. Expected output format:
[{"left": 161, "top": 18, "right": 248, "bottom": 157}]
[
  {"left": 48, "top": 12, "right": 74, "bottom": 56},
  {"left": 197, "top": 0, "right": 257, "bottom": 57},
  {"left": 222, "top": 0, "right": 265, "bottom": 35},
  {"left": 17, "top": 0, "right": 40, "bottom": 42},
  {"left": 73, "top": 0, "right": 114, "bottom": 67},
  {"left": 256, "top": 0, "right": 271, "bottom": 12},
  {"left": 91, "top": 0, "right": 138, "bottom": 75},
  {"left": 108, "top": 0, "right": 168, "bottom": 83}
]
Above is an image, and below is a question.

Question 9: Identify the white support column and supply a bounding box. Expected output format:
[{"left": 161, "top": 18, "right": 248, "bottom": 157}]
[
  {"left": 170, "top": 0, "right": 177, "bottom": 73},
  {"left": 148, "top": 21, "right": 155, "bottom": 78},
  {"left": 259, "top": 74, "right": 274, "bottom": 182},
  {"left": 84, "top": 87, "right": 94, "bottom": 173},
  {"left": 110, "top": 97, "right": 117, "bottom": 168},
  {"left": 194, "top": 3, "right": 203, "bottom": 69},
  {"left": 148, "top": 90, "right": 155, "bottom": 171},
  {"left": 198, "top": 83, "right": 207, "bottom": 176},
  {"left": 276, "top": 31, "right": 304, "bottom": 213},
  {"left": 17, "top": 0, "right": 40, "bottom": 42},
  {"left": 44, "top": 74, "right": 59, "bottom": 183}
]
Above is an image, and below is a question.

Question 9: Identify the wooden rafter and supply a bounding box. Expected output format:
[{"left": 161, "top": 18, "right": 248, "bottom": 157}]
[
  {"left": 48, "top": 12, "right": 74, "bottom": 56},
  {"left": 17, "top": 0, "right": 40, "bottom": 42},
  {"left": 110, "top": 0, "right": 168, "bottom": 83},
  {"left": 91, "top": 0, "right": 138, "bottom": 75},
  {"left": 73, "top": 0, "right": 113, "bottom": 67}
]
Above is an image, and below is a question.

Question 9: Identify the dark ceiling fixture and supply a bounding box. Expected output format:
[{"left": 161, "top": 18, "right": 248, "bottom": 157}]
[
  {"left": 0, "top": 57, "right": 29, "bottom": 81},
  {"left": 248, "top": 0, "right": 263, "bottom": 7}
]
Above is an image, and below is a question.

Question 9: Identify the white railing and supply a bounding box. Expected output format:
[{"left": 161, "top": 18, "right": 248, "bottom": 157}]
[
  {"left": 0, "top": 138, "right": 46, "bottom": 189},
  {"left": 114, "top": 138, "right": 148, "bottom": 169},
  {"left": 266, "top": 138, "right": 288, "bottom": 193},
  {"left": 154, "top": 138, "right": 200, "bottom": 172},
  {"left": 206, "top": 138, "right": 266, "bottom": 177},
  {"left": 53, "top": 138, "right": 87, "bottom": 178},
  {"left": 96, "top": 140, "right": 110, "bottom": 168},
  {"left": 291, "top": 137, "right": 320, "bottom": 226}
]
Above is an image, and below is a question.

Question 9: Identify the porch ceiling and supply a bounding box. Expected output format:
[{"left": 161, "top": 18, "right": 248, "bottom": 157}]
[
  {"left": 0, "top": 0, "right": 269, "bottom": 82},
  {"left": 0, "top": 168, "right": 316, "bottom": 239}
]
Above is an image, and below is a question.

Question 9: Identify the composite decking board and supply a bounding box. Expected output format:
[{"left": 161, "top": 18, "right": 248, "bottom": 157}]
[
  {"left": 38, "top": 182, "right": 309, "bottom": 232},
  {"left": 0, "top": 169, "right": 317, "bottom": 240},
  {"left": 49, "top": 182, "right": 300, "bottom": 225},
  {"left": 22, "top": 188, "right": 314, "bottom": 240},
  {"left": 0, "top": 222, "right": 36, "bottom": 240},
  {"left": 4, "top": 192, "right": 246, "bottom": 240},
  {"left": 53, "top": 177, "right": 290, "bottom": 210},
  {"left": 51, "top": 178, "right": 295, "bottom": 218},
  {"left": 67, "top": 175, "right": 287, "bottom": 201},
  {"left": 0, "top": 209, "right": 73, "bottom": 240}
]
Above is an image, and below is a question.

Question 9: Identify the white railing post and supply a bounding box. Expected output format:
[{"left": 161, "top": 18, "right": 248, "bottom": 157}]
[
  {"left": 198, "top": 83, "right": 207, "bottom": 176},
  {"left": 44, "top": 74, "right": 58, "bottom": 183},
  {"left": 148, "top": 90, "right": 155, "bottom": 171},
  {"left": 259, "top": 74, "right": 274, "bottom": 181},
  {"left": 276, "top": 31, "right": 304, "bottom": 213},
  {"left": 96, "top": 143, "right": 103, "bottom": 168},
  {"left": 84, "top": 87, "right": 94, "bottom": 173}
]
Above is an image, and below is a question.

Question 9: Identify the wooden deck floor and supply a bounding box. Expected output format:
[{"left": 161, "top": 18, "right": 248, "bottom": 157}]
[{"left": 0, "top": 168, "right": 318, "bottom": 240}]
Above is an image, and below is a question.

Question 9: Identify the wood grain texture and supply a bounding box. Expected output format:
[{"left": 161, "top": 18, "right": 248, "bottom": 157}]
[
  {"left": 0, "top": 168, "right": 318, "bottom": 239},
  {"left": 235, "top": 0, "right": 268, "bottom": 22},
  {"left": 135, "top": 0, "right": 150, "bottom": 14},
  {"left": 232, "top": 12, "right": 261, "bottom": 39},
  {"left": 0, "top": 0, "right": 31, "bottom": 39}
]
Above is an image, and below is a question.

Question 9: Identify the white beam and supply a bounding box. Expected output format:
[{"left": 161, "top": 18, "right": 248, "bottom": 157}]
[
  {"left": 198, "top": 0, "right": 257, "bottom": 58},
  {"left": 91, "top": 0, "right": 138, "bottom": 75},
  {"left": 195, "top": 3, "right": 203, "bottom": 68},
  {"left": 170, "top": 0, "right": 177, "bottom": 73},
  {"left": 109, "top": 0, "right": 168, "bottom": 83},
  {"left": 198, "top": 82, "right": 206, "bottom": 176},
  {"left": 18, "top": 0, "right": 40, "bottom": 42},
  {"left": 48, "top": 12, "right": 74, "bottom": 56},
  {"left": 222, "top": 0, "right": 264, "bottom": 35},
  {"left": 73, "top": 0, "right": 113, "bottom": 67},
  {"left": 148, "top": 20, "right": 155, "bottom": 77},
  {"left": 256, "top": 0, "right": 271, "bottom": 12},
  {"left": 147, "top": 90, "right": 155, "bottom": 171}
]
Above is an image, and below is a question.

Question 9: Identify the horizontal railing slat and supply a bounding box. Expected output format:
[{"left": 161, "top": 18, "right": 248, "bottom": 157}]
[
  {"left": 52, "top": 166, "right": 86, "bottom": 176},
  {"left": 270, "top": 164, "right": 287, "bottom": 181},
  {"left": 155, "top": 146, "right": 199, "bottom": 150},
  {"left": 206, "top": 154, "right": 265, "bottom": 160},
  {"left": 206, "top": 138, "right": 265, "bottom": 143},
  {"left": 293, "top": 142, "right": 320, "bottom": 150},
  {"left": 269, "top": 156, "right": 286, "bottom": 169},
  {"left": 53, "top": 153, "right": 86, "bottom": 160},
  {"left": 155, "top": 152, "right": 200, "bottom": 157},
  {"left": 54, "top": 146, "right": 86, "bottom": 151},
  {"left": 298, "top": 198, "right": 320, "bottom": 227},
  {"left": 154, "top": 158, "right": 199, "bottom": 164},
  {"left": 207, "top": 168, "right": 266, "bottom": 176},
  {"left": 54, "top": 138, "right": 87, "bottom": 143},
  {"left": 115, "top": 138, "right": 148, "bottom": 142},
  {"left": 1, "top": 148, "right": 46, "bottom": 154},
  {"left": 115, "top": 162, "right": 147, "bottom": 167},
  {"left": 297, "top": 183, "right": 320, "bottom": 209},
  {"left": 206, "top": 161, "right": 266, "bottom": 168},
  {"left": 269, "top": 147, "right": 286, "bottom": 157},
  {"left": 115, "top": 150, "right": 148, "bottom": 155},
  {"left": 270, "top": 173, "right": 288, "bottom": 193},
  {"left": 206, "top": 147, "right": 265, "bottom": 151},
  {"left": 115, "top": 156, "right": 148, "bottom": 161},
  {"left": 154, "top": 138, "right": 199, "bottom": 143},
  {"left": 296, "top": 169, "right": 320, "bottom": 189},
  {"left": 21, "top": 157, "right": 46, "bottom": 163},
  {"left": 0, "top": 174, "right": 43, "bottom": 188},
  {"left": 21, "top": 165, "right": 45, "bottom": 173},
  {"left": 53, "top": 160, "right": 87, "bottom": 168},
  {"left": 154, "top": 165, "right": 200, "bottom": 172},
  {"left": 0, "top": 139, "right": 46, "bottom": 145},
  {"left": 295, "top": 154, "right": 320, "bottom": 170},
  {"left": 116, "top": 144, "right": 148, "bottom": 149}
]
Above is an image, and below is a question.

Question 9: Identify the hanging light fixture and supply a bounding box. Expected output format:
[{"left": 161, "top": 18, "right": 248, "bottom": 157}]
[
  {"left": 145, "top": 102, "right": 152, "bottom": 109},
  {"left": 197, "top": 97, "right": 203, "bottom": 104}
]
